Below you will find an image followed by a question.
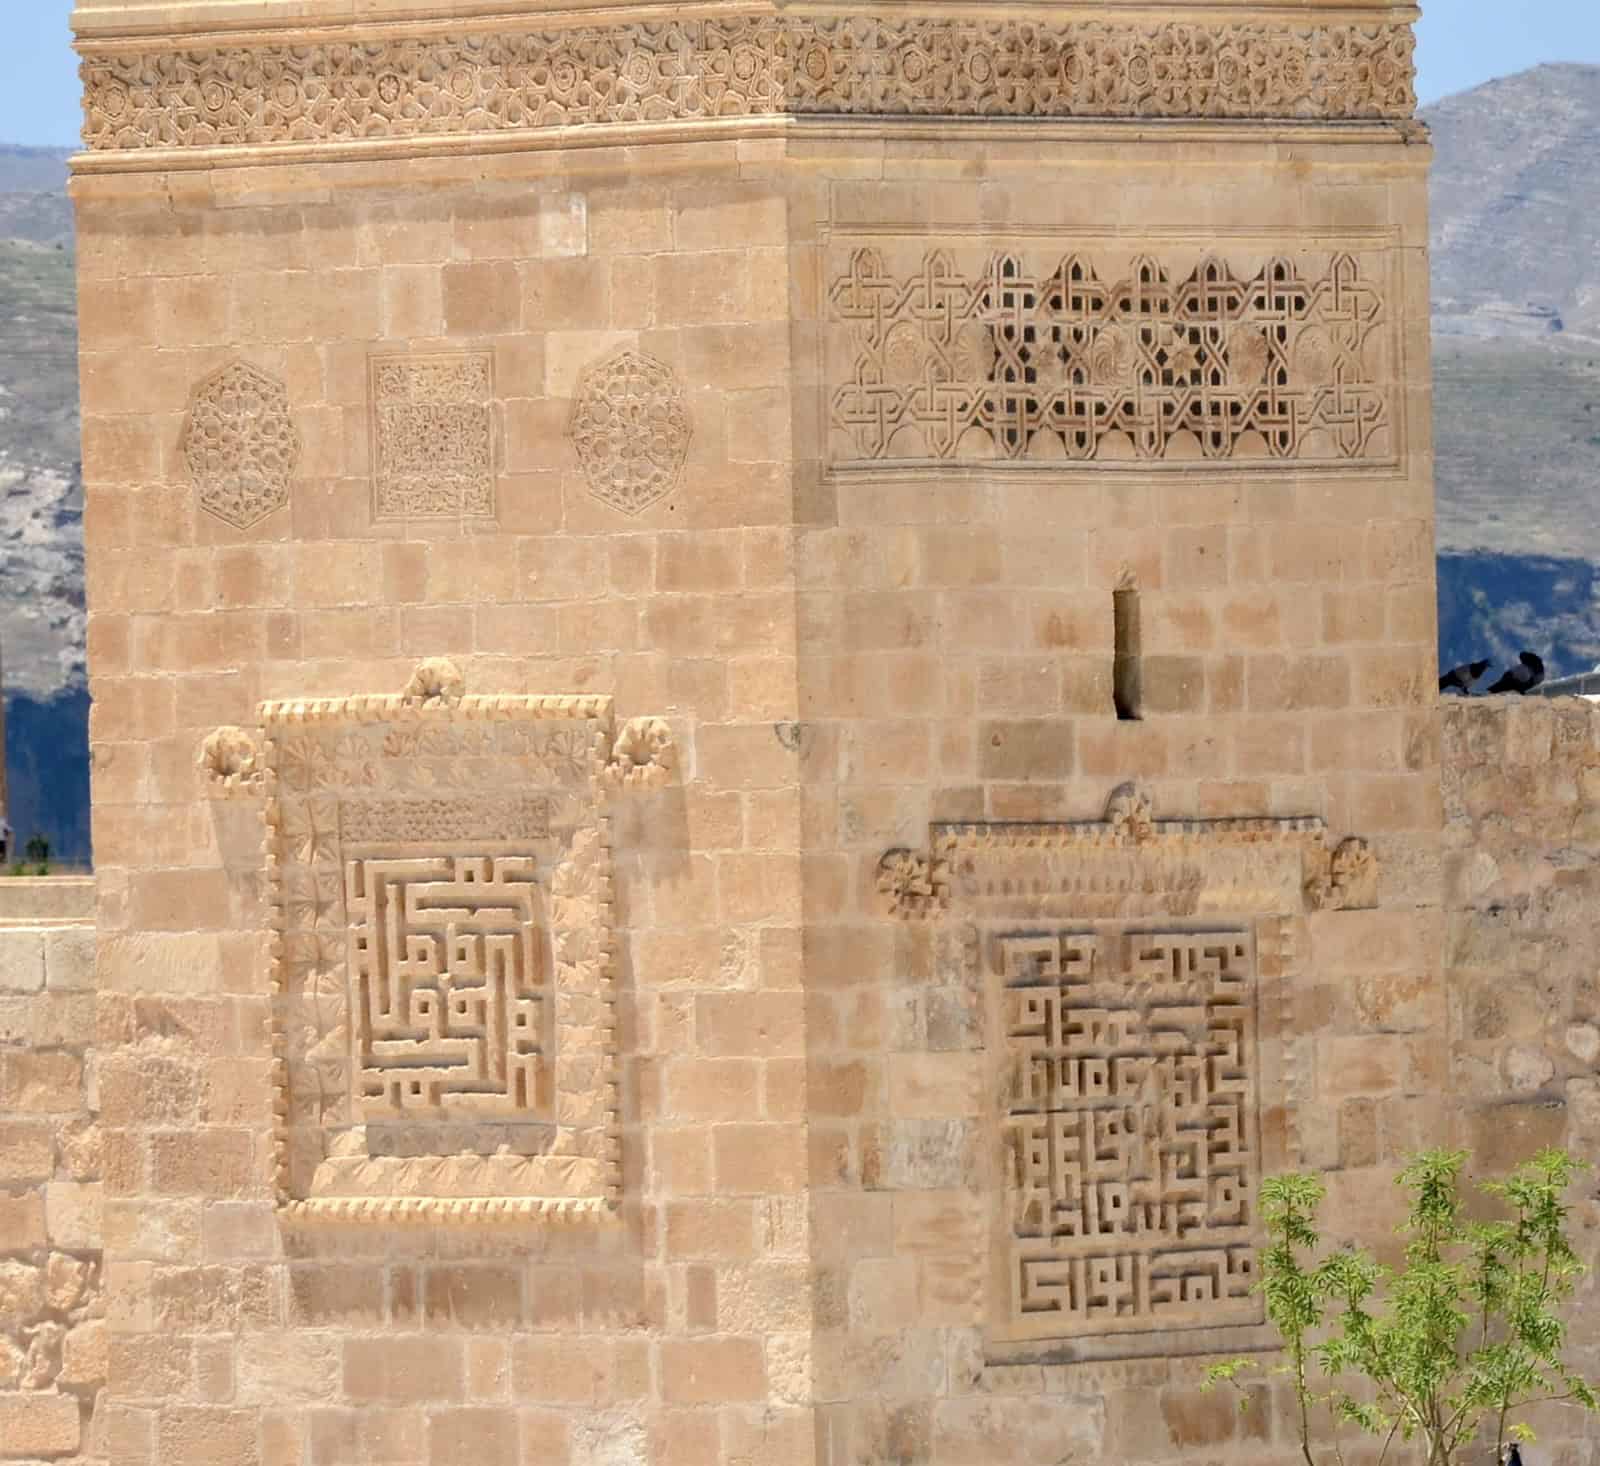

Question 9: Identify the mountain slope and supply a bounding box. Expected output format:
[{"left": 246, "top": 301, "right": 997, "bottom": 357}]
[
  {"left": 1426, "top": 65, "right": 1600, "bottom": 680},
  {"left": 1428, "top": 64, "right": 1600, "bottom": 336},
  {"left": 0, "top": 148, "right": 85, "bottom": 862}
]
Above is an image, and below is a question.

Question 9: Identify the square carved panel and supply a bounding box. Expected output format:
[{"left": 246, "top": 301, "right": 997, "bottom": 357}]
[
  {"left": 264, "top": 694, "right": 619, "bottom": 1222},
  {"left": 369, "top": 352, "right": 496, "bottom": 519},
  {"left": 880, "top": 793, "right": 1338, "bottom": 1361},
  {"left": 993, "top": 923, "right": 1262, "bottom": 1344}
]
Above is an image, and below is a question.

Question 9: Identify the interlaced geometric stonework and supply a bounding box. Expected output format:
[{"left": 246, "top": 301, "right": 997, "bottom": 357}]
[
  {"left": 263, "top": 692, "right": 624, "bottom": 1223},
  {"left": 181, "top": 360, "right": 300, "bottom": 529},
  {"left": 828, "top": 246, "right": 1393, "bottom": 466},
  {"left": 370, "top": 353, "right": 495, "bottom": 519},
  {"left": 999, "top": 925, "right": 1260, "bottom": 1341},
  {"left": 78, "top": 17, "right": 1416, "bottom": 157},
  {"left": 569, "top": 349, "right": 691, "bottom": 516}
]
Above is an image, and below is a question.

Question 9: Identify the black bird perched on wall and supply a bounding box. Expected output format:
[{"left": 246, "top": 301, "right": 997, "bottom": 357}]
[
  {"left": 1486, "top": 651, "right": 1546, "bottom": 696},
  {"left": 1504, "top": 1443, "right": 1524, "bottom": 1466},
  {"left": 1439, "top": 658, "right": 1491, "bottom": 694}
]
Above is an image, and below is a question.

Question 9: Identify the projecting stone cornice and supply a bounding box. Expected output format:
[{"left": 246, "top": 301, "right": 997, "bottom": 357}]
[{"left": 73, "top": 3, "right": 1417, "bottom": 165}]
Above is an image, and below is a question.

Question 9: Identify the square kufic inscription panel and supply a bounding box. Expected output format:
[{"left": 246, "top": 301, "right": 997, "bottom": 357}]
[
  {"left": 927, "top": 810, "right": 1314, "bottom": 1363},
  {"left": 265, "top": 695, "right": 619, "bottom": 1222},
  {"left": 369, "top": 351, "right": 496, "bottom": 519},
  {"left": 992, "top": 924, "right": 1262, "bottom": 1350}
]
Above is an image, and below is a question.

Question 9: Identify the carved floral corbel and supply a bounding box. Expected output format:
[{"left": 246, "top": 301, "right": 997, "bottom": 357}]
[
  {"left": 400, "top": 656, "right": 465, "bottom": 708},
  {"left": 603, "top": 717, "right": 676, "bottom": 791},
  {"left": 1104, "top": 781, "right": 1156, "bottom": 844},
  {"left": 1304, "top": 835, "right": 1379, "bottom": 911},
  {"left": 197, "top": 725, "right": 263, "bottom": 797},
  {"left": 876, "top": 846, "right": 950, "bottom": 920}
]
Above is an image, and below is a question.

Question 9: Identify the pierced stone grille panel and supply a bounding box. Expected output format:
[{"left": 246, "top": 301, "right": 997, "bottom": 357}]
[
  {"left": 347, "top": 856, "right": 550, "bottom": 1118},
  {"left": 79, "top": 17, "right": 1416, "bottom": 157},
  {"left": 370, "top": 353, "right": 495, "bottom": 519},
  {"left": 997, "top": 926, "right": 1262, "bottom": 1342},
  {"left": 828, "top": 246, "right": 1393, "bottom": 466}
]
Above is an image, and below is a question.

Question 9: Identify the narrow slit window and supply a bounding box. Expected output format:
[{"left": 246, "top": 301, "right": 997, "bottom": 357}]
[{"left": 1113, "top": 586, "right": 1142, "bottom": 721}]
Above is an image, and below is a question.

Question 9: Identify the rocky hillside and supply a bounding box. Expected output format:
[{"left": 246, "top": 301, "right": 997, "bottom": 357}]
[
  {"left": 0, "top": 145, "right": 86, "bottom": 862},
  {"left": 1429, "top": 64, "right": 1600, "bottom": 340},
  {"left": 1427, "top": 65, "right": 1600, "bottom": 680}
]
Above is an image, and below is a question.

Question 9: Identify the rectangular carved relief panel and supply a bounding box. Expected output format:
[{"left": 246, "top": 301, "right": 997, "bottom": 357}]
[
  {"left": 878, "top": 790, "right": 1355, "bottom": 1361},
  {"left": 370, "top": 352, "right": 495, "bottom": 519},
  {"left": 346, "top": 855, "right": 548, "bottom": 1118},
  {"left": 264, "top": 694, "right": 619, "bottom": 1222},
  {"left": 826, "top": 237, "right": 1398, "bottom": 469},
  {"left": 996, "top": 925, "right": 1261, "bottom": 1344}
]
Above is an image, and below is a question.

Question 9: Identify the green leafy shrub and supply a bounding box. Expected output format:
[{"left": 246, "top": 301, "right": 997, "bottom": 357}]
[{"left": 1207, "top": 1149, "right": 1596, "bottom": 1466}]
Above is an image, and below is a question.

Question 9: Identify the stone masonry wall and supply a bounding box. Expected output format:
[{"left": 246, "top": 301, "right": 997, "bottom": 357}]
[
  {"left": 67, "top": 4, "right": 1435, "bottom": 1462},
  {"left": 0, "top": 886, "right": 102, "bottom": 1464},
  {"left": 792, "top": 132, "right": 1441, "bottom": 1465},
  {"left": 74, "top": 143, "right": 812, "bottom": 1466},
  {"left": 1444, "top": 692, "right": 1600, "bottom": 1462}
]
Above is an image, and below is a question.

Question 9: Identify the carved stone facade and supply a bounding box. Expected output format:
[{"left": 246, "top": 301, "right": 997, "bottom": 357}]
[
  {"left": 69, "top": 0, "right": 1444, "bottom": 1461},
  {"left": 369, "top": 352, "right": 496, "bottom": 519},
  {"left": 569, "top": 348, "right": 692, "bottom": 516},
  {"left": 828, "top": 244, "right": 1394, "bottom": 466},
  {"left": 264, "top": 690, "right": 628, "bottom": 1221},
  {"left": 79, "top": 15, "right": 1415, "bottom": 160},
  {"left": 180, "top": 359, "right": 299, "bottom": 528},
  {"left": 881, "top": 792, "right": 1357, "bottom": 1360}
]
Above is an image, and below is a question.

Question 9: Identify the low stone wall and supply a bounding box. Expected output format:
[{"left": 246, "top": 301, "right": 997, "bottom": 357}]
[
  {"left": 1443, "top": 694, "right": 1600, "bottom": 1445},
  {"left": 1444, "top": 695, "right": 1600, "bottom": 1141},
  {"left": 0, "top": 886, "right": 101, "bottom": 1464},
  {"left": 0, "top": 881, "right": 95, "bottom": 925}
]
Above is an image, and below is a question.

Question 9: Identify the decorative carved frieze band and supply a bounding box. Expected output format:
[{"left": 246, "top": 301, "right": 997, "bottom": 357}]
[
  {"left": 828, "top": 245, "right": 1395, "bottom": 467},
  {"left": 257, "top": 659, "right": 673, "bottom": 1224},
  {"left": 876, "top": 783, "right": 1358, "bottom": 923},
  {"left": 79, "top": 16, "right": 1415, "bottom": 156}
]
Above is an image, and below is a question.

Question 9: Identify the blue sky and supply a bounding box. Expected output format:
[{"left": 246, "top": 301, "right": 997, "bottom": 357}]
[{"left": 2, "top": 1, "right": 1600, "bottom": 147}]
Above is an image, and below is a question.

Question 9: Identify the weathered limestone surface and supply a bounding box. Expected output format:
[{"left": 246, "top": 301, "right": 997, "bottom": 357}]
[
  {"left": 0, "top": 892, "right": 101, "bottom": 1464},
  {"left": 51, "top": 0, "right": 1486, "bottom": 1461},
  {"left": 1439, "top": 694, "right": 1600, "bottom": 1462}
]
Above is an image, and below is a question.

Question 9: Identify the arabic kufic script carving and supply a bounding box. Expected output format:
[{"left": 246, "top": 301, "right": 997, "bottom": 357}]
[
  {"left": 346, "top": 855, "right": 549, "bottom": 1117},
  {"left": 999, "top": 926, "right": 1261, "bottom": 1340}
]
